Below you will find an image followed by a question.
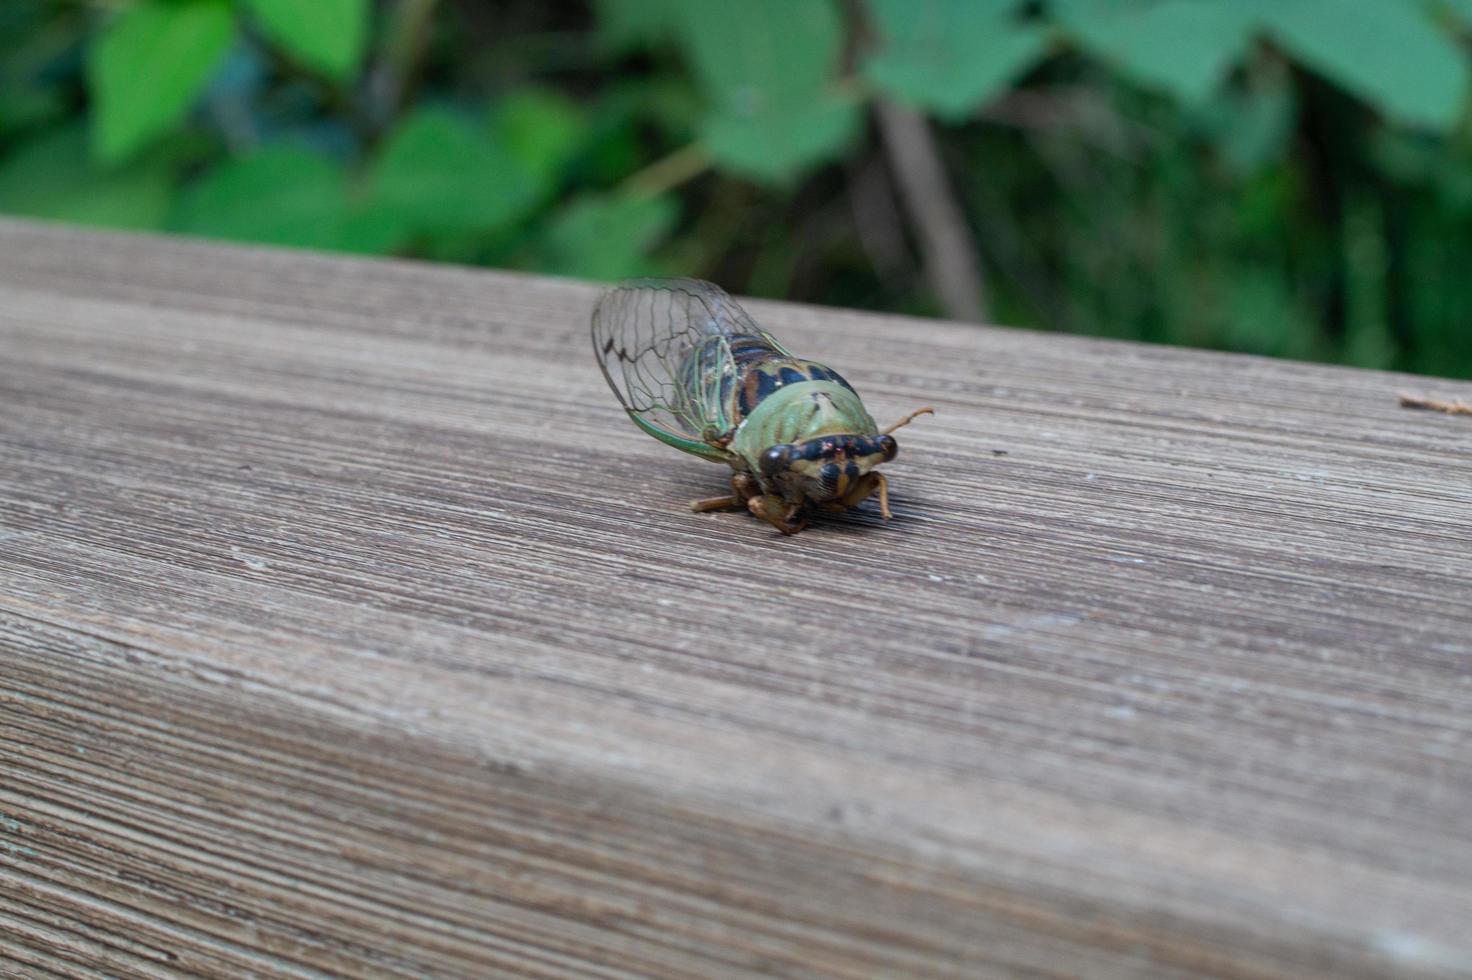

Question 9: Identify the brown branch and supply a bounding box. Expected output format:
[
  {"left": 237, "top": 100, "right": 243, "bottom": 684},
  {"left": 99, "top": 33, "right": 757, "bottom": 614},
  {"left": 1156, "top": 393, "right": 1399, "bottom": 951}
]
[
  {"left": 1399, "top": 393, "right": 1472, "bottom": 416},
  {"left": 365, "top": 0, "right": 441, "bottom": 135},
  {"left": 619, "top": 144, "right": 710, "bottom": 200},
  {"left": 873, "top": 98, "right": 989, "bottom": 323},
  {"left": 847, "top": 155, "right": 910, "bottom": 283}
]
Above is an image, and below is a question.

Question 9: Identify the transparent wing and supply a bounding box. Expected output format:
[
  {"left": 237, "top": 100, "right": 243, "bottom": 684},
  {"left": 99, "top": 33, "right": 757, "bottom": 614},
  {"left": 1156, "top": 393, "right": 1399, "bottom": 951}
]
[{"left": 591, "top": 279, "right": 789, "bottom": 461}]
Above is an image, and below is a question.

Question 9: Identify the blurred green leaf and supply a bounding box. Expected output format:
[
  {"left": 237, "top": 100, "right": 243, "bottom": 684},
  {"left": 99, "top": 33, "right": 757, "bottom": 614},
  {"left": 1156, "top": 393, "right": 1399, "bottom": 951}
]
[
  {"left": 1372, "top": 129, "right": 1472, "bottom": 218},
  {"left": 1221, "top": 268, "right": 1317, "bottom": 358},
  {"left": 0, "top": 4, "right": 78, "bottom": 140},
  {"left": 174, "top": 145, "right": 404, "bottom": 253},
  {"left": 1055, "top": 0, "right": 1258, "bottom": 105},
  {"left": 1, "top": 2, "right": 85, "bottom": 81},
  {"left": 1372, "top": 128, "right": 1442, "bottom": 182},
  {"left": 601, "top": 76, "right": 704, "bottom": 140},
  {"left": 0, "top": 124, "right": 173, "bottom": 228},
  {"left": 583, "top": 117, "right": 647, "bottom": 185},
  {"left": 239, "top": 0, "right": 369, "bottom": 81},
  {"left": 863, "top": 0, "right": 1047, "bottom": 119},
  {"left": 88, "top": 0, "right": 236, "bottom": 163},
  {"left": 592, "top": 0, "right": 680, "bottom": 52},
  {"left": 1437, "top": 0, "right": 1472, "bottom": 28},
  {"left": 488, "top": 88, "right": 586, "bottom": 196},
  {"left": 0, "top": 83, "right": 68, "bottom": 139},
  {"left": 675, "top": 0, "right": 859, "bottom": 182},
  {"left": 1197, "top": 78, "right": 1297, "bottom": 176},
  {"left": 703, "top": 100, "right": 859, "bottom": 183},
  {"left": 1260, "top": 0, "right": 1468, "bottom": 131},
  {"left": 541, "top": 192, "right": 678, "bottom": 280},
  {"left": 679, "top": 0, "right": 838, "bottom": 97},
  {"left": 371, "top": 107, "right": 538, "bottom": 238},
  {"left": 0, "top": 0, "right": 1467, "bottom": 378}
]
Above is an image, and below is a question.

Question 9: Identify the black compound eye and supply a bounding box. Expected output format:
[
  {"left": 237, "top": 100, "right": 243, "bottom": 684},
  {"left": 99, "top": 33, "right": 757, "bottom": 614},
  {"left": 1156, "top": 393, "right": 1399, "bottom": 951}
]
[
  {"left": 878, "top": 434, "right": 898, "bottom": 461},
  {"left": 760, "top": 443, "right": 796, "bottom": 476}
]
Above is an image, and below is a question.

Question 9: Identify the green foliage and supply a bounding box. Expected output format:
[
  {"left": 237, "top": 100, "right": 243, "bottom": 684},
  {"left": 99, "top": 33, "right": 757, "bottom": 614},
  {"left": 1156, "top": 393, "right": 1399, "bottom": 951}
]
[
  {"left": 591, "top": 0, "right": 675, "bottom": 52},
  {"left": 676, "top": 0, "right": 859, "bottom": 182},
  {"left": 88, "top": 0, "right": 236, "bottom": 163},
  {"left": 1195, "top": 76, "right": 1297, "bottom": 176},
  {"left": 702, "top": 100, "right": 858, "bottom": 185},
  {"left": 540, "top": 193, "right": 679, "bottom": 280},
  {"left": 0, "top": 125, "right": 175, "bottom": 229},
  {"left": 0, "top": 6, "right": 74, "bottom": 139},
  {"left": 491, "top": 89, "right": 587, "bottom": 190},
  {"left": 239, "top": 0, "right": 369, "bottom": 81},
  {"left": 863, "top": 0, "right": 1049, "bottom": 118},
  {"left": 1258, "top": 0, "right": 1469, "bottom": 131},
  {"left": 174, "top": 146, "right": 401, "bottom": 252},
  {"left": 1056, "top": 0, "right": 1258, "bottom": 105},
  {"left": 371, "top": 107, "right": 538, "bottom": 238},
  {"left": 0, "top": 85, "right": 67, "bottom": 140},
  {"left": 1, "top": 0, "right": 1471, "bottom": 377}
]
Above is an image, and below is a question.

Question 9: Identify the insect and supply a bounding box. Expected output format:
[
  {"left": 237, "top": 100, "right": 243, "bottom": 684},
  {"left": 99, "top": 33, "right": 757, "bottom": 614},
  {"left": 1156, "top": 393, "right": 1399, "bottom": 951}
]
[{"left": 592, "top": 278, "right": 932, "bottom": 535}]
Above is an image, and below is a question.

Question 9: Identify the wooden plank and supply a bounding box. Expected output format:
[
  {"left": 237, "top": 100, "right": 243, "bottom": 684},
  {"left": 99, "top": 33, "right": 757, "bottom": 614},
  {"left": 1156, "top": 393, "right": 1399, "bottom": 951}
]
[{"left": 1, "top": 217, "right": 1469, "bottom": 978}]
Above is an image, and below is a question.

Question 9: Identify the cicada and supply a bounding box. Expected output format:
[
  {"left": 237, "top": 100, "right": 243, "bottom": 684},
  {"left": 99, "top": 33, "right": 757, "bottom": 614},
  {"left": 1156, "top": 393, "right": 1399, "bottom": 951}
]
[{"left": 592, "top": 278, "right": 931, "bottom": 535}]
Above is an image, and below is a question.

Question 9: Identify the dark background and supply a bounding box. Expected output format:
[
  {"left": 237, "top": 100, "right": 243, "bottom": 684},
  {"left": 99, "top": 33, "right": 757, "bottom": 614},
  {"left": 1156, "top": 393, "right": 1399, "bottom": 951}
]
[{"left": 3, "top": 0, "right": 1470, "bottom": 378}]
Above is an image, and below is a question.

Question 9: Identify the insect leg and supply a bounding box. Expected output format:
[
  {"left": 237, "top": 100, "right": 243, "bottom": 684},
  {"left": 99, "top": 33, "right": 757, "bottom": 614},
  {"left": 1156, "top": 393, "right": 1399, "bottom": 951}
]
[
  {"left": 822, "top": 472, "right": 891, "bottom": 518},
  {"left": 690, "top": 495, "right": 742, "bottom": 512},
  {"left": 882, "top": 406, "right": 935, "bottom": 435},
  {"left": 689, "top": 472, "right": 761, "bottom": 512},
  {"left": 873, "top": 472, "right": 891, "bottom": 519},
  {"left": 747, "top": 494, "right": 808, "bottom": 535}
]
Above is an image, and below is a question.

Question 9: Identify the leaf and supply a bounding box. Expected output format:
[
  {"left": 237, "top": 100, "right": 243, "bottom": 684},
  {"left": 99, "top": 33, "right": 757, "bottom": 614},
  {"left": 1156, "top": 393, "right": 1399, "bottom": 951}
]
[
  {"left": 1058, "top": 0, "right": 1468, "bottom": 128},
  {"left": 679, "top": 0, "right": 840, "bottom": 99},
  {"left": 1259, "top": 0, "right": 1468, "bottom": 132},
  {"left": 592, "top": 0, "right": 681, "bottom": 51},
  {"left": 174, "top": 145, "right": 404, "bottom": 253},
  {"left": 675, "top": 0, "right": 859, "bottom": 182},
  {"left": 88, "top": 0, "right": 236, "bottom": 163},
  {"left": 1195, "top": 75, "right": 1297, "bottom": 176},
  {"left": 600, "top": 76, "right": 705, "bottom": 140},
  {"left": 370, "top": 107, "right": 539, "bottom": 238},
  {"left": 703, "top": 100, "right": 861, "bottom": 183},
  {"left": 239, "top": 0, "right": 369, "bottom": 81},
  {"left": 0, "top": 124, "right": 174, "bottom": 229},
  {"left": 1436, "top": 0, "right": 1472, "bottom": 28},
  {"left": 488, "top": 88, "right": 587, "bottom": 197},
  {"left": 863, "top": 0, "right": 1048, "bottom": 119},
  {"left": 0, "top": 83, "right": 68, "bottom": 139},
  {"left": 1222, "top": 268, "right": 1318, "bottom": 358},
  {"left": 1054, "top": 0, "right": 1259, "bottom": 105},
  {"left": 541, "top": 192, "right": 678, "bottom": 280},
  {"left": 1371, "top": 128, "right": 1443, "bottom": 182}
]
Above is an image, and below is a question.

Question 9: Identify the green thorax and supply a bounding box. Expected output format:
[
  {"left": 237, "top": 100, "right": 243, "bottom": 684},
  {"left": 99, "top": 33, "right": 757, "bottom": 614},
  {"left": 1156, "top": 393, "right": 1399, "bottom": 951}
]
[{"left": 730, "top": 380, "right": 878, "bottom": 472}]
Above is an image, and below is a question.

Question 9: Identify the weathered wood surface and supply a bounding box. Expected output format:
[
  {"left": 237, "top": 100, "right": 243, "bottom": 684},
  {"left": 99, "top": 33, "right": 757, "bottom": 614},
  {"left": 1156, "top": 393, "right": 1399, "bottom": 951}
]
[{"left": 2, "top": 218, "right": 1471, "bottom": 979}]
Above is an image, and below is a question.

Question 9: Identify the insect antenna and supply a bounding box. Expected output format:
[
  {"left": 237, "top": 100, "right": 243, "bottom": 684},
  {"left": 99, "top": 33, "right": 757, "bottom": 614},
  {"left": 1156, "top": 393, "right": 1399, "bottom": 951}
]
[{"left": 882, "top": 407, "right": 935, "bottom": 435}]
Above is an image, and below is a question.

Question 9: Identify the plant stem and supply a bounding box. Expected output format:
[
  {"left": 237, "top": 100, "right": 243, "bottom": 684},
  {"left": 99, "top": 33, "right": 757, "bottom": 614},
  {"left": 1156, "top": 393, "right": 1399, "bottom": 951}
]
[
  {"left": 619, "top": 143, "right": 711, "bottom": 200},
  {"left": 874, "top": 98, "right": 989, "bottom": 323}
]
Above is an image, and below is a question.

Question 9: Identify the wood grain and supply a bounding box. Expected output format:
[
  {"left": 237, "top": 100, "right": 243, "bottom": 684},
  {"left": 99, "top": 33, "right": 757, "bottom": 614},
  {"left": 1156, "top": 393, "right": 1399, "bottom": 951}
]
[{"left": 1, "top": 217, "right": 1470, "bottom": 978}]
